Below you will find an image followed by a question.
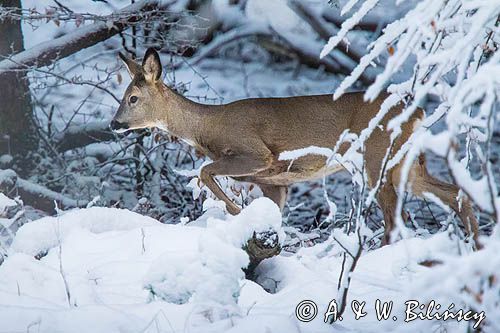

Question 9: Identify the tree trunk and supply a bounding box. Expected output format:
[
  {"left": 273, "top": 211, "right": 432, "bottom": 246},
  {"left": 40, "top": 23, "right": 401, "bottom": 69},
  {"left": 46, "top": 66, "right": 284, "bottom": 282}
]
[{"left": 0, "top": 0, "right": 38, "bottom": 177}]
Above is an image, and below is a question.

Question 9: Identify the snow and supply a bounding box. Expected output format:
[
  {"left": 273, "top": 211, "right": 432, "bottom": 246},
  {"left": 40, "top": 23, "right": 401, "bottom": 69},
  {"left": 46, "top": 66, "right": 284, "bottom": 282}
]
[
  {"left": 1, "top": 198, "right": 498, "bottom": 332},
  {"left": 0, "top": 199, "right": 283, "bottom": 332},
  {"left": 0, "top": 193, "right": 16, "bottom": 211},
  {"left": 245, "top": 0, "right": 314, "bottom": 36},
  {"left": 2, "top": 0, "right": 499, "bottom": 331}
]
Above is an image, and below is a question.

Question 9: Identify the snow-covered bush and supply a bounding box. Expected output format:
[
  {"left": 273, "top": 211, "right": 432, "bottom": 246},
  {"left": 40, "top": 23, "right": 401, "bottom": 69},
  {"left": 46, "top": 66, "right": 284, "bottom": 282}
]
[
  {"left": 322, "top": 0, "right": 500, "bottom": 229},
  {"left": 317, "top": 0, "right": 500, "bottom": 331},
  {"left": 397, "top": 224, "right": 500, "bottom": 332}
]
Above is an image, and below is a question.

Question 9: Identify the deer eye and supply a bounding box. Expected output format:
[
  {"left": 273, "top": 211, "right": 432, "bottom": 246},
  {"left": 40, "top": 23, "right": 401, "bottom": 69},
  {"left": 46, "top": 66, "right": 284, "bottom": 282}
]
[{"left": 129, "top": 96, "right": 138, "bottom": 104}]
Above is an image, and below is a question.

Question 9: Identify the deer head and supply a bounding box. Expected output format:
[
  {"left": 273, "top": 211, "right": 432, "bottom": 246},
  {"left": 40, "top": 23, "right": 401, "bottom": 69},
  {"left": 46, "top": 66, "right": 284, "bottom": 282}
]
[{"left": 110, "top": 48, "right": 166, "bottom": 133}]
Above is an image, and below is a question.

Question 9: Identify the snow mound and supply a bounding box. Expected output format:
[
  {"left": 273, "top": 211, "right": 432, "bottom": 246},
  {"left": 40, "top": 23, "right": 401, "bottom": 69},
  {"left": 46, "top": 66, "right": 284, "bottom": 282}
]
[
  {"left": 0, "top": 198, "right": 284, "bottom": 332},
  {"left": 11, "top": 207, "right": 159, "bottom": 256},
  {"left": 1, "top": 198, "right": 499, "bottom": 332}
]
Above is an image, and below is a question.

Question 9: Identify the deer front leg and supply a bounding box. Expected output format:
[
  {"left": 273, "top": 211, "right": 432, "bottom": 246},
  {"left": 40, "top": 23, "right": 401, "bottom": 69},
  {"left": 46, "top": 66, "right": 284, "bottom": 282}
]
[{"left": 200, "top": 154, "right": 272, "bottom": 215}]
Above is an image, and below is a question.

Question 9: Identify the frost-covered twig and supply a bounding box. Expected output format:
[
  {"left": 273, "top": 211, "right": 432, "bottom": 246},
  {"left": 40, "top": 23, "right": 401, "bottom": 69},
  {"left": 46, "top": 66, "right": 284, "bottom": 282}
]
[
  {"left": 58, "top": 243, "right": 72, "bottom": 307},
  {"left": 322, "top": 8, "right": 384, "bottom": 32},
  {"left": 0, "top": 0, "right": 171, "bottom": 74},
  {"left": 288, "top": 0, "right": 365, "bottom": 65},
  {"left": 331, "top": 146, "right": 371, "bottom": 322}
]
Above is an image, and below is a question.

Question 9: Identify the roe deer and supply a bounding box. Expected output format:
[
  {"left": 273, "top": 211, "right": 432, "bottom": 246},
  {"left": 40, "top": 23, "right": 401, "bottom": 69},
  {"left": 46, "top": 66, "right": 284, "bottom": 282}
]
[{"left": 110, "top": 48, "right": 479, "bottom": 245}]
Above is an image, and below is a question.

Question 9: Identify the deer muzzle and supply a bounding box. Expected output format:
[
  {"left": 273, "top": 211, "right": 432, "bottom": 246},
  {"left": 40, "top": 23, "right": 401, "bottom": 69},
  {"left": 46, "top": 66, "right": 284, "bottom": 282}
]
[{"left": 109, "top": 119, "right": 130, "bottom": 133}]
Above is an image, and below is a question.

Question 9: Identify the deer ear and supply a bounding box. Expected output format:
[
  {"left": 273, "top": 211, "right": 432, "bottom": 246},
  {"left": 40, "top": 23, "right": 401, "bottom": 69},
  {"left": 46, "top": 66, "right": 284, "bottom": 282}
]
[
  {"left": 142, "top": 48, "right": 162, "bottom": 82},
  {"left": 118, "top": 52, "right": 142, "bottom": 79}
]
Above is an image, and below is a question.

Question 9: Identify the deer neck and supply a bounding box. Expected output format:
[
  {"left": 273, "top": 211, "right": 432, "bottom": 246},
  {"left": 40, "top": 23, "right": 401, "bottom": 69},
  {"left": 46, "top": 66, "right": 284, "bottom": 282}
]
[{"left": 156, "top": 85, "right": 210, "bottom": 142}]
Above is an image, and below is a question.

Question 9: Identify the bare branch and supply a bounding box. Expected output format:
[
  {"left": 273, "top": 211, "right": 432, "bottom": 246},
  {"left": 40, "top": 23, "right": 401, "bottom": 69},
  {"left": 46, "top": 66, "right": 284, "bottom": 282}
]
[
  {"left": 182, "top": 23, "right": 373, "bottom": 84},
  {"left": 54, "top": 121, "right": 115, "bottom": 152},
  {"left": 0, "top": 169, "right": 88, "bottom": 213},
  {"left": 0, "top": 0, "right": 171, "bottom": 75}
]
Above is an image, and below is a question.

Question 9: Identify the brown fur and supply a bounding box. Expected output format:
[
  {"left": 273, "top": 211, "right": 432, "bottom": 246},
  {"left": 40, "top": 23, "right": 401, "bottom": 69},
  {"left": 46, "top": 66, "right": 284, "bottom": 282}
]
[{"left": 112, "top": 49, "right": 479, "bottom": 246}]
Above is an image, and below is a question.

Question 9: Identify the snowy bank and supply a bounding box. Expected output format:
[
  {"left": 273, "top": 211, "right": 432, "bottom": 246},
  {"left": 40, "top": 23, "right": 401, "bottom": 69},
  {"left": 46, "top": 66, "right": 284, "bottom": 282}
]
[
  {"left": 0, "top": 199, "right": 498, "bottom": 332},
  {"left": 0, "top": 199, "right": 284, "bottom": 332}
]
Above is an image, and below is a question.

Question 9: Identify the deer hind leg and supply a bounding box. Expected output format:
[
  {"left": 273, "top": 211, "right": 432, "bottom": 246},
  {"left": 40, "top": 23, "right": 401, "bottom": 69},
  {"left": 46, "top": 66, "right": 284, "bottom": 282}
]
[
  {"left": 364, "top": 138, "right": 406, "bottom": 245},
  {"left": 377, "top": 176, "right": 400, "bottom": 246},
  {"left": 396, "top": 155, "right": 480, "bottom": 247},
  {"left": 258, "top": 184, "right": 288, "bottom": 211}
]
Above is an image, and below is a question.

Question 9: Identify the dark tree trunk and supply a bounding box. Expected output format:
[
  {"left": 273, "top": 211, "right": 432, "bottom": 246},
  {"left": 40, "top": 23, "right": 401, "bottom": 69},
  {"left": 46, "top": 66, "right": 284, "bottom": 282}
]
[{"left": 0, "top": 0, "right": 39, "bottom": 177}]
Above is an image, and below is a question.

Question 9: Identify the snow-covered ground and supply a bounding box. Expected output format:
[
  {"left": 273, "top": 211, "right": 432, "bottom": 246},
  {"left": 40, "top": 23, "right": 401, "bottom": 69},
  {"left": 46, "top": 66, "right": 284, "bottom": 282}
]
[{"left": 1, "top": 196, "right": 498, "bottom": 333}]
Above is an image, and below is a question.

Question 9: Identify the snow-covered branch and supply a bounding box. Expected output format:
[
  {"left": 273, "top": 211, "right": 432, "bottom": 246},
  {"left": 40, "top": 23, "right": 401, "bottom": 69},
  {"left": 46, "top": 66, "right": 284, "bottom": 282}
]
[
  {"left": 0, "top": 169, "right": 88, "bottom": 212},
  {"left": 322, "top": 0, "right": 500, "bottom": 229},
  {"left": 0, "top": 0, "right": 170, "bottom": 74}
]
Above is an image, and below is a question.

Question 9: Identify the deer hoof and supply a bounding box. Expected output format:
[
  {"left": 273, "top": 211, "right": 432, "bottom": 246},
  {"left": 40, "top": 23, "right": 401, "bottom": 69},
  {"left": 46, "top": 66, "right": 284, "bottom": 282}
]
[{"left": 226, "top": 203, "right": 241, "bottom": 215}]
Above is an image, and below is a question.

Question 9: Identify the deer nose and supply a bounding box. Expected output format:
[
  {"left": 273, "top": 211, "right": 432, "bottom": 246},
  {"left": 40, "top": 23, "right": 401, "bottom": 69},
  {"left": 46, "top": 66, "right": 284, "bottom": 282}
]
[{"left": 110, "top": 120, "right": 129, "bottom": 132}]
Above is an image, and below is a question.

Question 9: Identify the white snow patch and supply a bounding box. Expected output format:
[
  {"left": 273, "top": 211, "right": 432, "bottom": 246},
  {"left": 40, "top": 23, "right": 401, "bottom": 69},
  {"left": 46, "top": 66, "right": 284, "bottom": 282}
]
[
  {"left": 1, "top": 199, "right": 497, "bottom": 332},
  {"left": 0, "top": 193, "right": 17, "bottom": 212}
]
